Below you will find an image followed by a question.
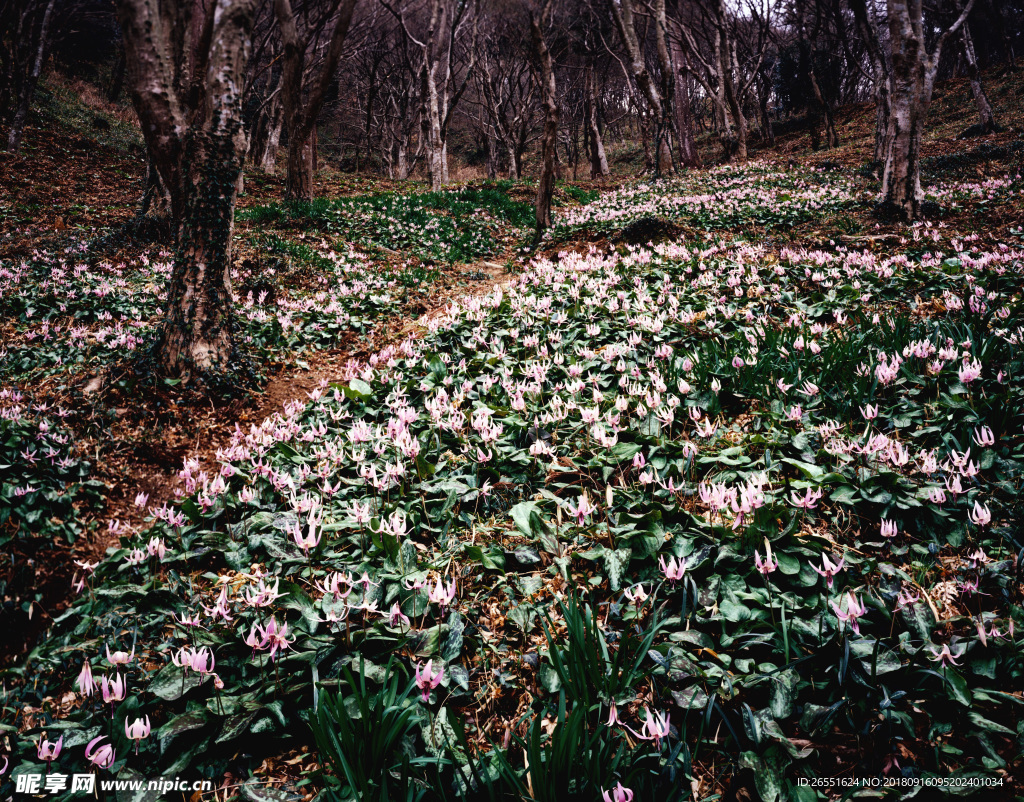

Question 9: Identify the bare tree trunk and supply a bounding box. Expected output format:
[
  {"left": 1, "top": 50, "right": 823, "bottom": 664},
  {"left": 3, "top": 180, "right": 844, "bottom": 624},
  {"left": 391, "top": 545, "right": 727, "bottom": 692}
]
[
  {"left": 250, "top": 85, "right": 284, "bottom": 172},
  {"left": 721, "top": 41, "right": 747, "bottom": 160},
  {"left": 275, "top": 0, "right": 358, "bottom": 201},
  {"left": 585, "top": 66, "right": 609, "bottom": 177},
  {"left": 880, "top": 0, "right": 975, "bottom": 220},
  {"left": 531, "top": 3, "right": 558, "bottom": 240},
  {"left": 6, "top": 0, "right": 56, "bottom": 153},
  {"left": 961, "top": 22, "right": 995, "bottom": 132},
  {"left": 608, "top": 0, "right": 672, "bottom": 174},
  {"left": 806, "top": 44, "right": 838, "bottom": 148},
  {"left": 670, "top": 37, "right": 699, "bottom": 167},
  {"left": 107, "top": 46, "right": 127, "bottom": 102}
]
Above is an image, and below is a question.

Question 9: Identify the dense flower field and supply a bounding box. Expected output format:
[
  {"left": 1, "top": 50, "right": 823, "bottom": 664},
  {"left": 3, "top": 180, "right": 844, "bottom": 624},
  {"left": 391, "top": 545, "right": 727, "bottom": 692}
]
[
  {"left": 549, "top": 162, "right": 859, "bottom": 237},
  {"left": 4, "top": 170, "right": 1022, "bottom": 799}
]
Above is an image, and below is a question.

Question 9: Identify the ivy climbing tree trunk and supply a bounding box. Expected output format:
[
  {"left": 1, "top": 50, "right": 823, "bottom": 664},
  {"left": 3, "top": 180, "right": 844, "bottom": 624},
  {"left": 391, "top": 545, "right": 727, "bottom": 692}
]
[{"left": 116, "top": 0, "right": 260, "bottom": 379}]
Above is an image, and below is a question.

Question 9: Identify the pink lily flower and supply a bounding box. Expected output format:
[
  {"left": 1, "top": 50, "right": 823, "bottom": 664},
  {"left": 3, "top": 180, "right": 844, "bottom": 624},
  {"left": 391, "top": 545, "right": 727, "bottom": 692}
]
[
  {"left": 754, "top": 539, "right": 778, "bottom": 576},
  {"left": 414, "top": 659, "right": 443, "bottom": 702},
  {"left": 659, "top": 555, "right": 685, "bottom": 582},
  {"left": 812, "top": 553, "right": 845, "bottom": 589},
  {"left": 85, "top": 736, "right": 116, "bottom": 770},
  {"left": 831, "top": 593, "right": 868, "bottom": 635},
  {"left": 124, "top": 716, "right": 151, "bottom": 753},
  {"left": 76, "top": 661, "right": 98, "bottom": 697},
  {"left": 602, "top": 783, "right": 634, "bottom": 802}
]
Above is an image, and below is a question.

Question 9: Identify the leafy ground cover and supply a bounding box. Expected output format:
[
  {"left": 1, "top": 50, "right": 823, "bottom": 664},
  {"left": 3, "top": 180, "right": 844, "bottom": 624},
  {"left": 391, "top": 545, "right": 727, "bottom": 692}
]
[
  {"left": 239, "top": 182, "right": 534, "bottom": 264},
  {"left": 3, "top": 69, "right": 1024, "bottom": 802},
  {"left": 4, "top": 188, "right": 1023, "bottom": 798}
]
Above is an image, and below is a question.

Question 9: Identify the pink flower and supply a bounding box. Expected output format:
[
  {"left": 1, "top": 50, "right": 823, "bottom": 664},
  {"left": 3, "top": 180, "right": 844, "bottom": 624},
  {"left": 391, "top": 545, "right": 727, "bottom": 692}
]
[
  {"left": 85, "top": 735, "right": 116, "bottom": 770},
  {"left": 968, "top": 501, "right": 991, "bottom": 526},
  {"left": 259, "top": 617, "right": 294, "bottom": 660},
  {"left": 754, "top": 539, "right": 778, "bottom": 576},
  {"left": 626, "top": 707, "right": 671, "bottom": 748},
  {"left": 602, "top": 783, "right": 634, "bottom": 802},
  {"left": 880, "top": 519, "right": 898, "bottom": 539},
  {"left": 427, "top": 576, "right": 457, "bottom": 610},
  {"left": 973, "top": 426, "right": 995, "bottom": 447},
  {"left": 790, "top": 487, "right": 823, "bottom": 510},
  {"left": 388, "top": 603, "right": 410, "bottom": 627},
  {"left": 101, "top": 673, "right": 126, "bottom": 707},
  {"left": 958, "top": 359, "right": 982, "bottom": 383},
  {"left": 659, "top": 555, "right": 685, "bottom": 582},
  {"left": 414, "top": 659, "right": 443, "bottom": 702},
  {"left": 76, "top": 661, "right": 98, "bottom": 697},
  {"left": 125, "top": 716, "right": 151, "bottom": 752},
  {"left": 860, "top": 404, "right": 878, "bottom": 420},
  {"left": 929, "top": 643, "right": 964, "bottom": 668},
  {"left": 566, "top": 492, "right": 597, "bottom": 526},
  {"left": 831, "top": 593, "right": 867, "bottom": 635},
  {"left": 812, "top": 553, "right": 845, "bottom": 589},
  {"left": 37, "top": 735, "right": 63, "bottom": 764},
  {"left": 623, "top": 584, "right": 648, "bottom": 604}
]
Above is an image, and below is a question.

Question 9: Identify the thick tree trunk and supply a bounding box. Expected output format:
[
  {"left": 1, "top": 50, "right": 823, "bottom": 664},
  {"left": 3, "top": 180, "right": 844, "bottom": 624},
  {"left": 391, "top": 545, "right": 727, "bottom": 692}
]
[
  {"left": 880, "top": 81, "right": 926, "bottom": 219},
  {"left": 880, "top": 0, "right": 975, "bottom": 220},
  {"left": 159, "top": 129, "right": 243, "bottom": 376},
  {"left": 961, "top": 24, "right": 995, "bottom": 132},
  {"left": 117, "top": 0, "right": 259, "bottom": 378},
  {"left": 285, "top": 132, "right": 314, "bottom": 199}
]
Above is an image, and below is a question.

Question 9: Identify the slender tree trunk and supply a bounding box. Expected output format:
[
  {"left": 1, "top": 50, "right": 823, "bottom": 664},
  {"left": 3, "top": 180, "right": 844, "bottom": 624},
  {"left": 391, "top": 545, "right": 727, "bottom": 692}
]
[
  {"left": 6, "top": 0, "right": 56, "bottom": 153},
  {"left": 585, "top": 67, "right": 609, "bottom": 177},
  {"left": 531, "top": 5, "right": 558, "bottom": 240},
  {"left": 671, "top": 43, "right": 699, "bottom": 167},
  {"left": 139, "top": 153, "right": 172, "bottom": 220},
  {"left": 274, "top": 0, "right": 357, "bottom": 200},
  {"left": 285, "top": 133, "right": 314, "bottom": 199},
  {"left": 108, "top": 47, "right": 127, "bottom": 102},
  {"left": 961, "top": 23, "right": 995, "bottom": 132}
]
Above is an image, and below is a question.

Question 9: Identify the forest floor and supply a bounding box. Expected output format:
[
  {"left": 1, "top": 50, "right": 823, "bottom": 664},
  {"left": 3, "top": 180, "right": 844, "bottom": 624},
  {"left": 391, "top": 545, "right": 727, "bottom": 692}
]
[
  {"left": 0, "top": 67, "right": 1023, "bottom": 801},
  {"left": 1, "top": 62, "right": 1021, "bottom": 663}
]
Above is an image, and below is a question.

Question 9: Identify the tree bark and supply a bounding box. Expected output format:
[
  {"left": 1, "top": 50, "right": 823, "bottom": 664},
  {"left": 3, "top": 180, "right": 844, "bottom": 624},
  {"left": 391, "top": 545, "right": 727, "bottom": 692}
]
[
  {"left": 585, "top": 65, "right": 609, "bottom": 178},
  {"left": 608, "top": 0, "right": 672, "bottom": 174},
  {"left": 6, "top": 0, "right": 56, "bottom": 153},
  {"left": 669, "top": 35, "right": 699, "bottom": 167},
  {"left": 531, "top": 3, "right": 558, "bottom": 240},
  {"left": 274, "top": 0, "right": 358, "bottom": 201},
  {"left": 960, "top": 22, "right": 995, "bottom": 132},
  {"left": 880, "top": 0, "right": 976, "bottom": 220},
  {"left": 116, "top": 0, "right": 260, "bottom": 377}
]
